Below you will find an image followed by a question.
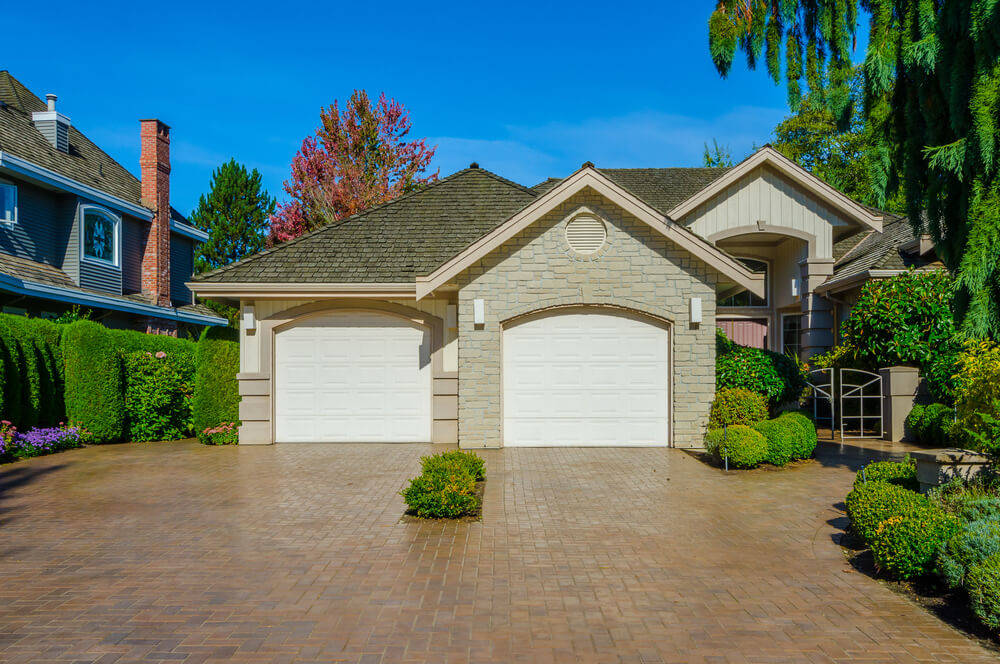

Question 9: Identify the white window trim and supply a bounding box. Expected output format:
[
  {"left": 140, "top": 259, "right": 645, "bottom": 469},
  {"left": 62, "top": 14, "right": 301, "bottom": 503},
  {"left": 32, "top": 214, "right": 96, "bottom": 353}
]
[
  {"left": 0, "top": 179, "right": 17, "bottom": 226},
  {"left": 79, "top": 204, "right": 121, "bottom": 268},
  {"left": 718, "top": 256, "right": 770, "bottom": 309}
]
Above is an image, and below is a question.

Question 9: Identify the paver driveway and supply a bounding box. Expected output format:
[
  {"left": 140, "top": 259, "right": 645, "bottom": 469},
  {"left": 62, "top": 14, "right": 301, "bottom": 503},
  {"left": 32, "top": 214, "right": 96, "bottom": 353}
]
[{"left": 0, "top": 441, "right": 995, "bottom": 664}]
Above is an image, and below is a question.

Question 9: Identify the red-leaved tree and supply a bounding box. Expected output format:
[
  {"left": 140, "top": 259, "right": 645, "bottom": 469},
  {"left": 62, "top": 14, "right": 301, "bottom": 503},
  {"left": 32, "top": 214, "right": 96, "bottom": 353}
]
[{"left": 269, "top": 90, "right": 438, "bottom": 244}]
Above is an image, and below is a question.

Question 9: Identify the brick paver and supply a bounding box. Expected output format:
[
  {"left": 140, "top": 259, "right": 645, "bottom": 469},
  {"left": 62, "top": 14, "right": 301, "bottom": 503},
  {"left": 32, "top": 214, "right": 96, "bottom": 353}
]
[{"left": 0, "top": 441, "right": 995, "bottom": 663}]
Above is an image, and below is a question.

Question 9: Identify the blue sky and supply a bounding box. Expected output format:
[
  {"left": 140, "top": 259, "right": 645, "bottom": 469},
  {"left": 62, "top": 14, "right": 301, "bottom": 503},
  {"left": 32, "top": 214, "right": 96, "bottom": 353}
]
[{"left": 5, "top": 1, "right": 867, "bottom": 214}]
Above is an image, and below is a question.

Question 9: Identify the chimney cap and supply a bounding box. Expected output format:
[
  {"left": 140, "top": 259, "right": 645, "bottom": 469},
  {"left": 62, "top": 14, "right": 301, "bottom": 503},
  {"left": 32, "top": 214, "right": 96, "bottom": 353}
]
[{"left": 45, "top": 93, "right": 57, "bottom": 112}]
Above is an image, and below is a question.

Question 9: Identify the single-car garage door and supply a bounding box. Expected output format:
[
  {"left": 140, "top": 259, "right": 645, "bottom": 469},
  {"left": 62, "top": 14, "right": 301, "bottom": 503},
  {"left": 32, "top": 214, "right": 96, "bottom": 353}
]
[
  {"left": 502, "top": 308, "right": 670, "bottom": 446},
  {"left": 274, "top": 310, "right": 432, "bottom": 442}
]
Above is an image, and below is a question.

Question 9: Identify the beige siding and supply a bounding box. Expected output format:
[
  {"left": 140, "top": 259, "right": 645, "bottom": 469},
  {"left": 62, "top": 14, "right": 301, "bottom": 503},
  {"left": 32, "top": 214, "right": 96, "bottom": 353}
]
[{"left": 685, "top": 165, "right": 849, "bottom": 259}]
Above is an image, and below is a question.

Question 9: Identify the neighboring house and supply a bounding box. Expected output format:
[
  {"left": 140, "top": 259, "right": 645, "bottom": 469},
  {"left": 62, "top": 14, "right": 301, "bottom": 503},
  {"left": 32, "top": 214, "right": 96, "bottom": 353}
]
[
  {"left": 0, "top": 71, "right": 226, "bottom": 332},
  {"left": 190, "top": 147, "right": 932, "bottom": 448}
]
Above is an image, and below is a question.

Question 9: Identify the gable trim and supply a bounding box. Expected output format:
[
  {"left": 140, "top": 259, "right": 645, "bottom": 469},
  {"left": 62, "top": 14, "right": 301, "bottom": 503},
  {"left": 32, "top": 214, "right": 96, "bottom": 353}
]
[
  {"left": 189, "top": 281, "right": 418, "bottom": 299},
  {"left": 415, "top": 166, "right": 765, "bottom": 299},
  {"left": 667, "top": 146, "right": 883, "bottom": 232}
]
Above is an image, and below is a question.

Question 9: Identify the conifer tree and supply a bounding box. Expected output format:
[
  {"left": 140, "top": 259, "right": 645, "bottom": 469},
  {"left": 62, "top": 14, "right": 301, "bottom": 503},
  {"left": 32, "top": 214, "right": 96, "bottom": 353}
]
[
  {"left": 191, "top": 160, "right": 276, "bottom": 274},
  {"left": 708, "top": 1, "right": 1000, "bottom": 336}
]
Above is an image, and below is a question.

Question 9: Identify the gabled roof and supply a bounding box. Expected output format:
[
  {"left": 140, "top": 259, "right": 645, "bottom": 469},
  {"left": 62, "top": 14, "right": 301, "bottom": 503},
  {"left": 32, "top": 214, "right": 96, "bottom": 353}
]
[
  {"left": 0, "top": 71, "right": 186, "bottom": 222},
  {"left": 667, "top": 146, "right": 884, "bottom": 232},
  {"left": 194, "top": 167, "right": 538, "bottom": 284}
]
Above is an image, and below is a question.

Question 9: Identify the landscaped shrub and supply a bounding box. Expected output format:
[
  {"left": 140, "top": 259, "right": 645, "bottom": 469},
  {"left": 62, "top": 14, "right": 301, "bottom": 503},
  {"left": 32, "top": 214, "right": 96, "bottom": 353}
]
[
  {"left": 716, "top": 329, "right": 806, "bottom": 408},
  {"left": 193, "top": 326, "right": 240, "bottom": 443},
  {"left": 752, "top": 417, "right": 798, "bottom": 466},
  {"left": 777, "top": 411, "right": 818, "bottom": 458},
  {"left": 0, "top": 316, "right": 25, "bottom": 427},
  {"left": 200, "top": 422, "right": 238, "bottom": 445},
  {"left": 708, "top": 388, "right": 768, "bottom": 428},
  {"left": 0, "top": 420, "right": 15, "bottom": 462},
  {"left": 952, "top": 340, "right": 1000, "bottom": 454},
  {"left": 854, "top": 459, "right": 919, "bottom": 492},
  {"left": 870, "top": 502, "right": 959, "bottom": 579},
  {"left": 123, "top": 350, "right": 196, "bottom": 442},
  {"left": 421, "top": 450, "right": 486, "bottom": 481},
  {"left": 966, "top": 554, "right": 1000, "bottom": 630},
  {"left": 846, "top": 480, "right": 928, "bottom": 544},
  {"left": 704, "top": 425, "right": 769, "bottom": 468},
  {"left": 936, "top": 520, "right": 1000, "bottom": 589},
  {"left": 905, "top": 403, "right": 954, "bottom": 446},
  {"left": 61, "top": 320, "right": 125, "bottom": 443},
  {"left": 401, "top": 463, "right": 480, "bottom": 518}
]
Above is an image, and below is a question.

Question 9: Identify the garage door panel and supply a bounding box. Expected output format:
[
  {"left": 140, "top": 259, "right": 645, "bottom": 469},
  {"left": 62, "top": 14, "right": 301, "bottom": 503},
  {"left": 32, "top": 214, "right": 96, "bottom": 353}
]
[
  {"left": 275, "top": 311, "right": 432, "bottom": 443},
  {"left": 503, "top": 310, "right": 669, "bottom": 447}
]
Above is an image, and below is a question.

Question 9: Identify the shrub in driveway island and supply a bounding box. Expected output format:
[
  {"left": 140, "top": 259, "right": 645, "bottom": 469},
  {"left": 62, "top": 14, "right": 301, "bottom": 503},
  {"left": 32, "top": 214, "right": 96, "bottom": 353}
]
[
  {"left": 708, "top": 388, "right": 768, "bottom": 428},
  {"left": 777, "top": 411, "right": 818, "bottom": 458},
  {"left": 402, "top": 462, "right": 480, "bottom": 519},
  {"left": 704, "top": 425, "right": 768, "bottom": 468},
  {"left": 421, "top": 450, "right": 486, "bottom": 481},
  {"left": 123, "top": 350, "right": 196, "bottom": 442},
  {"left": 752, "top": 418, "right": 797, "bottom": 466}
]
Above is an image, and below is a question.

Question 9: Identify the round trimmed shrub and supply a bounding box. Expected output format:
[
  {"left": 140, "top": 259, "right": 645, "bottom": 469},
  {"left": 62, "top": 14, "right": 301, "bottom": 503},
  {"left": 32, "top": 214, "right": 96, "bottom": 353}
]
[
  {"left": 421, "top": 450, "right": 486, "bottom": 481},
  {"left": 401, "top": 465, "right": 480, "bottom": 518},
  {"left": 61, "top": 320, "right": 124, "bottom": 443},
  {"left": 966, "top": 554, "right": 1000, "bottom": 630},
  {"left": 704, "top": 425, "right": 768, "bottom": 468},
  {"left": 870, "top": 502, "right": 959, "bottom": 579},
  {"left": 752, "top": 418, "right": 797, "bottom": 466},
  {"left": 854, "top": 459, "right": 919, "bottom": 492},
  {"left": 778, "top": 411, "right": 818, "bottom": 458},
  {"left": 846, "top": 480, "right": 928, "bottom": 544},
  {"left": 936, "top": 520, "right": 1000, "bottom": 589},
  {"left": 709, "top": 388, "right": 768, "bottom": 428}
]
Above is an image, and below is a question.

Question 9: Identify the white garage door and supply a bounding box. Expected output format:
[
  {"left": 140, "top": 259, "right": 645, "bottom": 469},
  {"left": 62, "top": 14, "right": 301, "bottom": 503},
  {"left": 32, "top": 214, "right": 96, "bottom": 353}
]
[
  {"left": 503, "top": 309, "right": 670, "bottom": 446},
  {"left": 274, "top": 311, "right": 432, "bottom": 442}
]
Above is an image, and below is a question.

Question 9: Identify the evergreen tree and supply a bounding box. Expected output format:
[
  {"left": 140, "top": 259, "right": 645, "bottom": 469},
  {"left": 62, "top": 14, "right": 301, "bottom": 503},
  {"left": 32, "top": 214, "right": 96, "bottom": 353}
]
[
  {"left": 708, "top": 1, "right": 1000, "bottom": 337},
  {"left": 192, "top": 160, "right": 275, "bottom": 274},
  {"left": 703, "top": 139, "right": 735, "bottom": 167}
]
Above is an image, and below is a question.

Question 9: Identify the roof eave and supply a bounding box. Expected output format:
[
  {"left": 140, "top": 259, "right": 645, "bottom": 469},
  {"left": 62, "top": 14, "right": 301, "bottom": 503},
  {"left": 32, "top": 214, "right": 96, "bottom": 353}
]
[
  {"left": 815, "top": 269, "right": 902, "bottom": 295},
  {"left": 188, "top": 281, "right": 419, "bottom": 299}
]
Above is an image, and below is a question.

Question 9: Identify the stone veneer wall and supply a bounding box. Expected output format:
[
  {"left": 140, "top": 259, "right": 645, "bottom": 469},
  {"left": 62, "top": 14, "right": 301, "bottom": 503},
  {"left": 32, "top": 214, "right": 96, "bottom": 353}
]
[{"left": 456, "top": 187, "right": 718, "bottom": 448}]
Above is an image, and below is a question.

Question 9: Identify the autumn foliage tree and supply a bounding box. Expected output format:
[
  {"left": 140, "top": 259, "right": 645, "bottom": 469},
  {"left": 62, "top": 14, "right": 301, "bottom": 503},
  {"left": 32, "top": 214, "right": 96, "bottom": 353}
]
[{"left": 270, "top": 91, "right": 438, "bottom": 244}]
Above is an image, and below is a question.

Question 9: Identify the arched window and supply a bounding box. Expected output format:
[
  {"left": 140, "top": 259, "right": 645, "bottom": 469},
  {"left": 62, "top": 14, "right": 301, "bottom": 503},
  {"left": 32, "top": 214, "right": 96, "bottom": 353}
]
[
  {"left": 81, "top": 205, "right": 119, "bottom": 267},
  {"left": 718, "top": 258, "right": 768, "bottom": 307}
]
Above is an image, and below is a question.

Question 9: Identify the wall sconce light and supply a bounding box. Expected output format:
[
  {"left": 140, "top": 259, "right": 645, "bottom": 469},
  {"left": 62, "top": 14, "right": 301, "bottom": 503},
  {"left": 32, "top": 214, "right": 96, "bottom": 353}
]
[
  {"left": 689, "top": 297, "right": 702, "bottom": 325},
  {"left": 242, "top": 304, "right": 256, "bottom": 331},
  {"left": 473, "top": 299, "right": 485, "bottom": 326},
  {"left": 791, "top": 277, "right": 800, "bottom": 297}
]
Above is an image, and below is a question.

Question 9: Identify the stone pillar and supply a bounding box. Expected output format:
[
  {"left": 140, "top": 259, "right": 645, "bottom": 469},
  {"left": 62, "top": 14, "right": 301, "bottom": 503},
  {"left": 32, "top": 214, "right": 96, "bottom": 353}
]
[
  {"left": 799, "top": 258, "right": 835, "bottom": 360},
  {"left": 879, "top": 365, "right": 922, "bottom": 442}
]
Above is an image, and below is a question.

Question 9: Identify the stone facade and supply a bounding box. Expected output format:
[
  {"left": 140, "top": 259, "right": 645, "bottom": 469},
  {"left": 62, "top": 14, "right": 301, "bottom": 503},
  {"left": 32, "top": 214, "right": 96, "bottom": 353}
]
[{"left": 455, "top": 187, "right": 718, "bottom": 448}]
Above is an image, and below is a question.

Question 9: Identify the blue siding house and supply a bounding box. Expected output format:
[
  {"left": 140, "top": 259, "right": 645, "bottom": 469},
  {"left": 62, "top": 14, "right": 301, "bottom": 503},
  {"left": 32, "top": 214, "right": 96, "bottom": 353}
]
[{"left": 0, "top": 70, "right": 226, "bottom": 333}]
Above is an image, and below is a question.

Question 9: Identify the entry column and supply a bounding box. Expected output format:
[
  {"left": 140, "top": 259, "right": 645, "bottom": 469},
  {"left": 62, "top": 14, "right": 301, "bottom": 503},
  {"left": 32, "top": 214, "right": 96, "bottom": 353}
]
[{"left": 800, "top": 258, "right": 835, "bottom": 360}]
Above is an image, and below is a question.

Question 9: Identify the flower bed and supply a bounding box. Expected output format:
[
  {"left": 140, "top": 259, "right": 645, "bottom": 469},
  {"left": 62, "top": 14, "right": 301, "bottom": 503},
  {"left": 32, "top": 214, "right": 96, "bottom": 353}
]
[
  {"left": 0, "top": 421, "right": 90, "bottom": 463},
  {"left": 200, "top": 422, "right": 239, "bottom": 445}
]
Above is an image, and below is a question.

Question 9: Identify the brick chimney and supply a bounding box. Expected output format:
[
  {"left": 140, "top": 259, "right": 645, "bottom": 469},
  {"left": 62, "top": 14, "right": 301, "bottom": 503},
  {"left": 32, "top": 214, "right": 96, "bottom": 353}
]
[{"left": 139, "top": 119, "right": 171, "bottom": 308}]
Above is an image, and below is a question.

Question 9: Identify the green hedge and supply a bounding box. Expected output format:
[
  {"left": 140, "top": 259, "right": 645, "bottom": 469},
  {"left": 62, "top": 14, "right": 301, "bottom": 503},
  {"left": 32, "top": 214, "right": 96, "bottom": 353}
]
[
  {"left": 967, "top": 554, "right": 1000, "bottom": 630},
  {"left": 123, "top": 350, "right": 196, "bottom": 441},
  {"left": 846, "top": 480, "right": 929, "bottom": 545},
  {"left": 62, "top": 320, "right": 126, "bottom": 443},
  {"left": 905, "top": 403, "right": 955, "bottom": 446},
  {"left": 854, "top": 459, "right": 919, "bottom": 492},
  {"left": 778, "top": 411, "right": 818, "bottom": 458},
  {"left": 0, "top": 316, "right": 64, "bottom": 429},
  {"left": 869, "top": 499, "right": 959, "bottom": 579},
  {"left": 753, "top": 418, "right": 798, "bottom": 466},
  {"left": 192, "top": 326, "right": 240, "bottom": 441},
  {"left": 704, "top": 425, "right": 768, "bottom": 468}
]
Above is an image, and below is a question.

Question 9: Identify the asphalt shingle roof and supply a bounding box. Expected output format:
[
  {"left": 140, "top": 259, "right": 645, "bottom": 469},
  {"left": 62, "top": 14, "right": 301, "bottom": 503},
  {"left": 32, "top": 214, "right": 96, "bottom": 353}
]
[
  {"left": 0, "top": 71, "right": 186, "bottom": 222},
  {"left": 597, "top": 167, "right": 731, "bottom": 215},
  {"left": 196, "top": 168, "right": 538, "bottom": 283},
  {"left": 830, "top": 217, "right": 936, "bottom": 283}
]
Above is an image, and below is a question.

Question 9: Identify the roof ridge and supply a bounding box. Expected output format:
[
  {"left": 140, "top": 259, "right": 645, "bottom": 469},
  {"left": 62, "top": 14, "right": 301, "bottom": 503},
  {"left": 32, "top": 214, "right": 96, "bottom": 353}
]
[
  {"left": 193, "top": 167, "right": 526, "bottom": 282},
  {"left": 471, "top": 167, "right": 535, "bottom": 195}
]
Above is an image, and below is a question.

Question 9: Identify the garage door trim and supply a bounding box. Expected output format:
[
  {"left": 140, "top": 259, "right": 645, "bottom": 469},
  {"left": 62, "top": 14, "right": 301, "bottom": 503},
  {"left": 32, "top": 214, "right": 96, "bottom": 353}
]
[
  {"left": 500, "top": 304, "right": 674, "bottom": 447},
  {"left": 266, "top": 300, "right": 452, "bottom": 443}
]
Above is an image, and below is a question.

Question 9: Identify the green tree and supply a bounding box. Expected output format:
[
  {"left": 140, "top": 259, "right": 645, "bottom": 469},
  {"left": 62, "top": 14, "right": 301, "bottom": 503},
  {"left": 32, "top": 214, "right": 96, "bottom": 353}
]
[
  {"left": 192, "top": 159, "right": 275, "bottom": 274},
  {"left": 708, "top": 1, "right": 1000, "bottom": 337},
  {"left": 703, "top": 139, "right": 734, "bottom": 167}
]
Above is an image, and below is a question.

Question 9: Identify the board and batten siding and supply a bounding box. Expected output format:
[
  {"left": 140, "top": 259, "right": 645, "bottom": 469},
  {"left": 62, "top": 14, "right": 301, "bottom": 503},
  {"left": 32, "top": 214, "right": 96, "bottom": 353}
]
[
  {"left": 240, "top": 298, "right": 458, "bottom": 376},
  {"left": 170, "top": 234, "right": 194, "bottom": 305},
  {"left": 684, "top": 165, "right": 850, "bottom": 259}
]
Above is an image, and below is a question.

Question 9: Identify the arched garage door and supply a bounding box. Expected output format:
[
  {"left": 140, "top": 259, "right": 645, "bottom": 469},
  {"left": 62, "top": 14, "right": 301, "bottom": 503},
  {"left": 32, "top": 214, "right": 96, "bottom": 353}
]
[
  {"left": 274, "top": 310, "right": 432, "bottom": 442},
  {"left": 502, "top": 308, "right": 670, "bottom": 446}
]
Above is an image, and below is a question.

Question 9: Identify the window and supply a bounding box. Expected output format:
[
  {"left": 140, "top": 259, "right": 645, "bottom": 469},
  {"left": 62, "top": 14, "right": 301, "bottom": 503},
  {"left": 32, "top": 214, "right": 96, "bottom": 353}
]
[
  {"left": 81, "top": 206, "right": 119, "bottom": 266},
  {"left": 718, "top": 258, "right": 768, "bottom": 307},
  {"left": 782, "top": 314, "right": 802, "bottom": 357},
  {"left": 0, "top": 182, "right": 16, "bottom": 225}
]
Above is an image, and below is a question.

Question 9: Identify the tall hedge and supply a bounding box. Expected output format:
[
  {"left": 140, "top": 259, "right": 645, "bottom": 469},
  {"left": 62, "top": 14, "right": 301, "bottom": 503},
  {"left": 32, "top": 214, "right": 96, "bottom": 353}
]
[
  {"left": 0, "top": 314, "right": 64, "bottom": 428},
  {"left": 61, "top": 320, "right": 126, "bottom": 443},
  {"left": 192, "top": 326, "right": 240, "bottom": 436}
]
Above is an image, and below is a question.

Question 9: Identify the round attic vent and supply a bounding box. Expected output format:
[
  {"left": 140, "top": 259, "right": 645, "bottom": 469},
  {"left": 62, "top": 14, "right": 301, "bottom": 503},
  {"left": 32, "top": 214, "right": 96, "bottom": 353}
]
[{"left": 565, "top": 214, "right": 607, "bottom": 254}]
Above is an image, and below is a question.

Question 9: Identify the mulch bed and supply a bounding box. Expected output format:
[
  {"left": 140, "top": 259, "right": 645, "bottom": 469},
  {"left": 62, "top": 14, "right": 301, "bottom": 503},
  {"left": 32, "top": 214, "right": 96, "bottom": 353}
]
[
  {"left": 400, "top": 480, "right": 485, "bottom": 523},
  {"left": 838, "top": 528, "right": 1000, "bottom": 651},
  {"left": 682, "top": 449, "right": 816, "bottom": 473}
]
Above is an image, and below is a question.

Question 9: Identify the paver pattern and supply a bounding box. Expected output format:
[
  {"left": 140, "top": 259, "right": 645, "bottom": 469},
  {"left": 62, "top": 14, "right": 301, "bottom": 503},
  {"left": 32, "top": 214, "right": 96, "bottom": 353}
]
[{"left": 0, "top": 441, "right": 996, "bottom": 663}]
